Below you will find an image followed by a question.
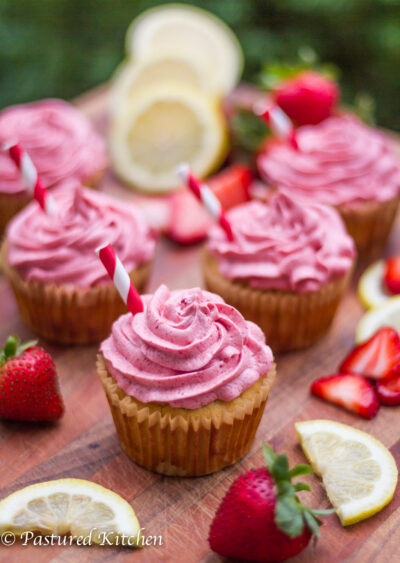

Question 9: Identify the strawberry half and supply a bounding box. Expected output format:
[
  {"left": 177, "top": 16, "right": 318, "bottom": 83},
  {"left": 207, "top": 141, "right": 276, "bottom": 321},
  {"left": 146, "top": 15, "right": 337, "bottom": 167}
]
[
  {"left": 209, "top": 444, "right": 333, "bottom": 563},
  {"left": 166, "top": 164, "right": 252, "bottom": 245},
  {"left": 311, "top": 374, "right": 379, "bottom": 419},
  {"left": 339, "top": 327, "right": 400, "bottom": 380},
  {"left": 0, "top": 336, "right": 64, "bottom": 421},
  {"left": 377, "top": 375, "right": 400, "bottom": 406},
  {"left": 274, "top": 70, "right": 339, "bottom": 126},
  {"left": 384, "top": 256, "right": 400, "bottom": 295}
]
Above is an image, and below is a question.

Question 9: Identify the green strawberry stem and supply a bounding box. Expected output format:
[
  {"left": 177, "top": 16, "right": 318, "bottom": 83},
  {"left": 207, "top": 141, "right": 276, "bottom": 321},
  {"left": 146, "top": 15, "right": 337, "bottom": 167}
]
[
  {"left": 262, "top": 444, "right": 334, "bottom": 539},
  {"left": 0, "top": 335, "right": 37, "bottom": 367}
]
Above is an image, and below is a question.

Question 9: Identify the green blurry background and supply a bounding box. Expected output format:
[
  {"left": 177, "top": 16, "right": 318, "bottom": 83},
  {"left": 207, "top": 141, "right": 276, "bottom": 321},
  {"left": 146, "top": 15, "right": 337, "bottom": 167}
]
[{"left": 1, "top": 0, "right": 400, "bottom": 129}]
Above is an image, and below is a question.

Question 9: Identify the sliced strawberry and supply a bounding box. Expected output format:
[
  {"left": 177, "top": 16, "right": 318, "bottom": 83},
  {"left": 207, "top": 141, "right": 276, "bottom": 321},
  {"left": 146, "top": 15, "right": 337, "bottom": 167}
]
[
  {"left": 166, "top": 190, "right": 212, "bottom": 245},
  {"left": 384, "top": 256, "right": 400, "bottom": 295},
  {"left": 377, "top": 375, "right": 400, "bottom": 406},
  {"left": 339, "top": 327, "right": 400, "bottom": 380},
  {"left": 311, "top": 374, "right": 379, "bottom": 419},
  {"left": 208, "top": 164, "right": 252, "bottom": 210}
]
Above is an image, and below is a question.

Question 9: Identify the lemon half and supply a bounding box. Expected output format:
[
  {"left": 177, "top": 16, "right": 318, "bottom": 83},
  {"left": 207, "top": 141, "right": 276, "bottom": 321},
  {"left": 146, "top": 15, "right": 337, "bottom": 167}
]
[
  {"left": 358, "top": 260, "right": 392, "bottom": 309},
  {"left": 296, "top": 420, "right": 397, "bottom": 526},
  {"left": 126, "top": 4, "right": 243, "bottom": 96},
  {"left": 109, "top": 83, "right": 228, "bottom": 193},
  {"left": 356, "top": 296, "right": 400, "bottom": 343},
  {"left": 0, "top": 479, "right": 141, "bottom": 546}
]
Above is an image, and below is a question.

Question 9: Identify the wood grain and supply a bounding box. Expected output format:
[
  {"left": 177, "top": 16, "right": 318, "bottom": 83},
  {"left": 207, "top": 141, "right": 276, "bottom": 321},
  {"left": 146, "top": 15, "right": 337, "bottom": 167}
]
[{"left": 0, "top": 87, "right": 399, "bottom": 563}]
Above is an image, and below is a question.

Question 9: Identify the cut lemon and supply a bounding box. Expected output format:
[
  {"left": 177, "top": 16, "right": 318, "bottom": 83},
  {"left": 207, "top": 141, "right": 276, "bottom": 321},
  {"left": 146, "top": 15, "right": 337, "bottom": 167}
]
[
  {"left": 356, "top": 296, "right": 400, "bottom": 343},
  {"left": 358, "top": 260, "right": 391, "bottom": 309},
  {"left": 126, "top": 4, "right": 243, "bottom": 96},
  {"left": 0, "top": 479, "right": 141, "bottom": 546},
  {"left": 296, "top": 420, "right": 397, "bottom": 526},
  {"left": 109, "top": 83, "right": 229, "bottom": 193},
  {"left": 109, "top": 56, "right": 212, "bottom": 116}
]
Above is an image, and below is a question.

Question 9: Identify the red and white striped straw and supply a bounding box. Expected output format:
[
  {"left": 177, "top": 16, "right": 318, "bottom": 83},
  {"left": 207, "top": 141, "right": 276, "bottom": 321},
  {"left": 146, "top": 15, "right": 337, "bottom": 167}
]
[
  {"left": 96, "top": 244, "right": 143, "bottom": 316},
  {"left": 254, "top": 102, "right": 299, "bottom": 150},
  {"left": 1, "top": 141, "right": 56, "bottom": 214},
  {"left": 176, "top": 163, "right": 234, "bottom": 241}
]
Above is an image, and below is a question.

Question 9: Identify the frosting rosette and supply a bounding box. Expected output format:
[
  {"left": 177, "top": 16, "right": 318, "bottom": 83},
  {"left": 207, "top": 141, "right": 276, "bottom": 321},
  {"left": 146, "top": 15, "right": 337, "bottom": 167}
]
[
  {"left": 101, "top": 285, "right": 273, "bottom": 409},
  {"left": 257, "top": 116, "right": 400, "bottom": 207},
  {"left": 6, "top": 182, "right": 156, "bottom": 287},
  {"left": 207, "top": 192, "right": 355, "bottom": 292},
  {"left": 0, "top": 99, "right": 107, "bottom": 194}
]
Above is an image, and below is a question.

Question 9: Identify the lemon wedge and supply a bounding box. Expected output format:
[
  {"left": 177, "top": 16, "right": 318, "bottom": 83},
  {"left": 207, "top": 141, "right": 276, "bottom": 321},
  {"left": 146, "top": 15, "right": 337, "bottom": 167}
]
[
  {"left": 358, "top": 260, "right": 391, "bottom": 309},
  {"left": 0, "top": 479, "right": 141, "bottom": 546},
  {"left": 356, "top": 296, "right": 400, "bottom": 343},
  {"left": 126, "top": 4, "right": 243, "bottom": 96},
  {"left": 108, "top": 83, "right": 229, "bottom": 193},
  {"left": 109, "top": 56, "right": 212, "bottom": 116},
  {"left": 296, "top": 420, "right": 397, "bottom": 526}
]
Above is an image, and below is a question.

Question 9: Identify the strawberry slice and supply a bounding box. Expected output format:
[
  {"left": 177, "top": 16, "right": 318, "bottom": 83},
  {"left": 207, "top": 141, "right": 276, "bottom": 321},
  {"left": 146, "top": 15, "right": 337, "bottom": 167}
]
[
  {"left": 384, "top": 256, "right": 400, "bottom": 295},
  {"left": 311, "top": 374, "right": 379, "bottom": 419},
  {"left": 377, "top": 375, "right": 400, "bottom": 406},
  {"left": 166, "top": 164, "right": 252, "bottom": 245},
  {"left": 166, "top": 190, "right": 212, "bottom": 245},
  {"left": 208, "top": 164, "right": 252, "bottom": 210},
  {"left": 339, "top": 327, "right": 400, "bottom": 380}
]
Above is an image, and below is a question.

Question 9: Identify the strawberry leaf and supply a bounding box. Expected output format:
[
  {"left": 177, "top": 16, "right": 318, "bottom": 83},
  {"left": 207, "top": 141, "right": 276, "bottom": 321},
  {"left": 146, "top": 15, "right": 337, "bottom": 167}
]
[
  {"left": 276, "top": 496, "right": 304, "bottom": 538},
  {"left": 272, "top": 454, "right": 290, "bottom": 481},
  {"left": 262, "top": 443, "right": 277, "bottom": 469},
  {"left": 294, "top": 483, "right": 311, "bottom": 492},
  {"left": 289, "top": 464, "right": 314, "bottom": 478},
  {"left": 303, "top": 509, "right": 321, "bottom": 538}
]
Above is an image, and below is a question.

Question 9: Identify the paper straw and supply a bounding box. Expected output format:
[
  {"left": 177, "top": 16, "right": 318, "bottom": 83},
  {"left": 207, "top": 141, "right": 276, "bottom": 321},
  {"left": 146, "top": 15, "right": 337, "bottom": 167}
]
[
  {"left": 96, "top": 244, "right": 143, "bottom": 315},
  {"left": 176, "top": 163, "right": 234, "bottom": 241},
  {"left": 254, "top": 102, "right": 299, "bottom": 149},
  {"left": 2, "top": 141, "right": 56, "bottom": 214}
]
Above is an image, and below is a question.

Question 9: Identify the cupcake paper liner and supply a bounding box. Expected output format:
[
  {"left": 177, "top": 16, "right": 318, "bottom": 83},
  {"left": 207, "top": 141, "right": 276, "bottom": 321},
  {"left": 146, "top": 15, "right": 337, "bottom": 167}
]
[
  {"left": 202, "top": 250, "right": 352, "bottom": 353},
  {"left": 1, "top": 240, "right": 151, "bottom": 345},
  {"left": 0, "top": 191, "right": 31, "bottom": 237},
  {"left": 97, "top": 354, "right": 276, "bottom": 477},
  {"left": 338, "top": 196, "right": 399, "bottom": 261}
]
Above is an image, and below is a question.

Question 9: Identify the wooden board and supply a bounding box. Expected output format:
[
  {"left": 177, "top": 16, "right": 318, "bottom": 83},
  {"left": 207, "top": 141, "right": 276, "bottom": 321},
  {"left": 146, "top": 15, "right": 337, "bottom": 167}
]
[{"left": 0, "top": 86, "right": 399, "bottom": 563}]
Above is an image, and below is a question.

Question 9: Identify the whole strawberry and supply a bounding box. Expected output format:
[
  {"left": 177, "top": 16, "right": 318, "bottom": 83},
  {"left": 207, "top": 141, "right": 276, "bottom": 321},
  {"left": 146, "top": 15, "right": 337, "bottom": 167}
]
[
  {"left": 0, "top": 335, "right": 64, "bottom": 421},
  {"left": 209, "top": 444, "right": 332, "bottom": 562},
  {"left": 274, "top": 70, "right": 339, "bottom": 126}
]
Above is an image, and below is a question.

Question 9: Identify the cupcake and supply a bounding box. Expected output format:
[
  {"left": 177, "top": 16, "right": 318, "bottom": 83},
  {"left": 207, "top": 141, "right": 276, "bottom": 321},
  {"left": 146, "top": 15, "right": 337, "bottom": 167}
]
[
  {"left": 203, "top": 191, "right": 355, "bottom": 352},
  {"left": 98, "top": 284, "right": 275, "bottom": 476},
  {"left": 0, "top": 99, "right": 108, "bottom": 234},
  {"left": 1, "top": 182, "right": 156, "bottom": 344},
  {"left": 257, "top": 116, "right": 400, "bottom": 259}
]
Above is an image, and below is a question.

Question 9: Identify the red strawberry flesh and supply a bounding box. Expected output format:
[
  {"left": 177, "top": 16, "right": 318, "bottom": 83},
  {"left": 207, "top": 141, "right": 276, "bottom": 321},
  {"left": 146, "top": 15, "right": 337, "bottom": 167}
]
[
  {"left": 384, "top": 256, "right": 400, "bottom": 295},
  {"left": 311, "top": 373, "right": 379, "bottom": 419},
  {"left": 377, "top": 374, "right": 400, "bottom": 406},
  {"left": 339, "top": 327, "right": 400, "bottom": 380}
]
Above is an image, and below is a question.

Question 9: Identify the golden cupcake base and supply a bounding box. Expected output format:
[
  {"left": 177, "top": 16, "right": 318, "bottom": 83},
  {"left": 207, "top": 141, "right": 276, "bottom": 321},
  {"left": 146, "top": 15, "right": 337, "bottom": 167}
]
[
  {"left": 338, "top": 196, "right": 399, "bottom": 262},
  {"left": 202, "top": 250, "right": 351, "bottom": 353},
  {"left": 97, "top": 354, "right": 276, "bottom": 477},
  {"left": 1, "top": 240, "right": 151, "bottom": 345}
]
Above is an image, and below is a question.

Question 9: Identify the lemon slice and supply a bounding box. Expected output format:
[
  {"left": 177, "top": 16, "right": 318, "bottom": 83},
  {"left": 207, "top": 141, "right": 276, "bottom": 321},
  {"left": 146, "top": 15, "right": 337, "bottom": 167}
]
[
  {"left": 0, "top": 479, "right": 141, "bottom": 546},
  {"left": 358, "top": 260, "right": 391, "bottom": 309},
  {"left": 109, "top": 56, "right": 212, "bottom": 116},
  {"left": 356, "top": 296, "right": 400, "bottom": 343},
  {"left": 108, "top": 83, "right": 229, "bottom": 193},
  {"left": 126, "top": 4, "right": 243, "bottom": 96},
  {"left": 296, "top": 420, "right": 397, "bottom": 526}
]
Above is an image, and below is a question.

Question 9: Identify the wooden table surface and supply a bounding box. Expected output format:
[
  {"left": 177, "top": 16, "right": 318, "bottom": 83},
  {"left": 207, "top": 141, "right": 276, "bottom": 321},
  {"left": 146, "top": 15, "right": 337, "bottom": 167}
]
[{"left": 0, "top": 87, "right": 399, "bottom": 563}]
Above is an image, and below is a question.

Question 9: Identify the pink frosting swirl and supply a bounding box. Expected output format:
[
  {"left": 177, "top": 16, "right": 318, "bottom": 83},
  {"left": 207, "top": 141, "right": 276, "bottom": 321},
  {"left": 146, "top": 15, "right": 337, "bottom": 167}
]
[
  {"left": 207, "top": 192, "right": 355, "bottom": 293},
  {"left": 101, "top": 285, "right": 273, "bottom": 409},
  {"left": 0, "top": 99, "right": 107, "bottom": 194},
  {"left": 6, "top": 181, "right": 156, "bottom": 287},
  {"left": 257, "top": 116, "right": 400, "bottom": 207}
]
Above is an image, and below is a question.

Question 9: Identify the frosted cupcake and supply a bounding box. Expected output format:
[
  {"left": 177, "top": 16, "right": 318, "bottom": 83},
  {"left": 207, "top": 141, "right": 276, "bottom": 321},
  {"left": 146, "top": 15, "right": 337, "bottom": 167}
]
[
  {"left": 0, "top": 99, "right": 108, "bottom": 234},
  {"left": 97, "top": 285, "right": 275, "bottom": 476},
  {"left": 257, "top": 116, "right": 400, "bottom": 259},
  {"left": 1, "top": 182, "right": 156, "bottom": 344},
  {"left": 203, "top": 191, "right": 355, "bottom": 352}
]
